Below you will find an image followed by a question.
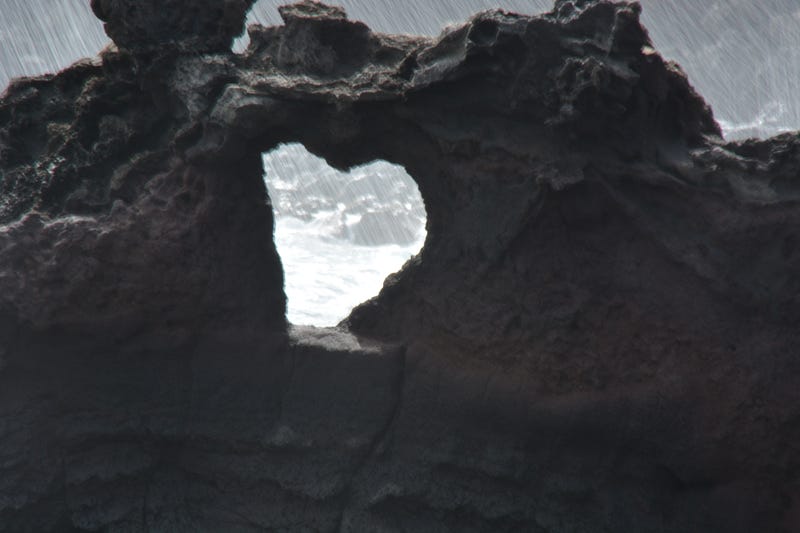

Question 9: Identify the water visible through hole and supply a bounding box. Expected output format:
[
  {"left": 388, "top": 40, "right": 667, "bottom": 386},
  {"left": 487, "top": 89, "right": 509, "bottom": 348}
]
[{"left": 263, "top": 143, "right": 426, "bottom": 327}]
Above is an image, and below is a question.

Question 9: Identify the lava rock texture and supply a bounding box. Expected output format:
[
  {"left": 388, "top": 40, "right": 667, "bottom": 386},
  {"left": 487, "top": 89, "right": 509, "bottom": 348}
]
[{"left": 1, "top": 0, "right": 799, "bottom": 531}]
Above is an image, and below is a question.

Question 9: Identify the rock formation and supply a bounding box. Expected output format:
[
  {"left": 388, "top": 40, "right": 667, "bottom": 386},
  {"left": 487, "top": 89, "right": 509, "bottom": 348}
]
[{"left": 1, "top": 0, "right": 799, "bottom": 530}]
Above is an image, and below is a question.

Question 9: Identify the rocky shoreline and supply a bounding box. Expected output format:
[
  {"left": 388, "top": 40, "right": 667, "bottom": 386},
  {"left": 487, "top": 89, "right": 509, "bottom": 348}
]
[{"left": 0, "top": 0, "right": 798, "bottom": 530}]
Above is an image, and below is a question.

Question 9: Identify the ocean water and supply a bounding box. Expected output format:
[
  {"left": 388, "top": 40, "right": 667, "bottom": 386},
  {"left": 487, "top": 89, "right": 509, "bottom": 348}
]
[
  {"left": 271, "top": 215, "right": 424, "bottom": 325},
  {"left": 263, "top": 144, "right": 426, "bottom": 326},
  {"left": 3, "top": 1, "right": 800, "bottom": 326}
]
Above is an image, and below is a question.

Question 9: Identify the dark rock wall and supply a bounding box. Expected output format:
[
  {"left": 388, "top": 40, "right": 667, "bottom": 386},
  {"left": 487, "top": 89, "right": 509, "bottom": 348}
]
[{"left": 0, "top": 0, "right": 798, "bottom": 531}]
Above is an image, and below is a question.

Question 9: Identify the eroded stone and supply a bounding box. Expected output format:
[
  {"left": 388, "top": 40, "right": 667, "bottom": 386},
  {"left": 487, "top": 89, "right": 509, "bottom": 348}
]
[{"left": 0, "top": 2, "right": 798, "bottom": 531}]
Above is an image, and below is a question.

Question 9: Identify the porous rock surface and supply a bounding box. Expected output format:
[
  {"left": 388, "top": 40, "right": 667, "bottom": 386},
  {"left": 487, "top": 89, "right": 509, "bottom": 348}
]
[{"left": 1, "top": 0, "right": 799, "bottom": 531}]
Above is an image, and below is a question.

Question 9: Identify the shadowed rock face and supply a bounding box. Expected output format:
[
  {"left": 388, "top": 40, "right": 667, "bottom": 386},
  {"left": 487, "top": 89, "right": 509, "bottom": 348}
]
[
  {"left": 1, "top": 0, "right": 799, "bottom": 531},
  {"left": 90, "top": 0, "right": 257, "bottom": 53}
]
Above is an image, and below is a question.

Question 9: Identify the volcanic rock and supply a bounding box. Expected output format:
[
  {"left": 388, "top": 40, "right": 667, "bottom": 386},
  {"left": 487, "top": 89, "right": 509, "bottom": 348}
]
[
  {"left": 0, "top": 0, "right": 798, "bottom": 531},
  {"left": 90, "top": 0, "right": 256, "bottom": 53}
]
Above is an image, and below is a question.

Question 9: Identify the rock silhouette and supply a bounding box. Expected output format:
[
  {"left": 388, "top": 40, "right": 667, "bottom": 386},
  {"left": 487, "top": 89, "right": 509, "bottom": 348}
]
[{"left": 0, "top": 0, "right": 798, "bottom": 531}]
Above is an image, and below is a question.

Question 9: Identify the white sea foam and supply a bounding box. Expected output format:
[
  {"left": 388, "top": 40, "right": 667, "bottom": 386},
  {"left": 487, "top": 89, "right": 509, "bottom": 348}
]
[
  {"left": 263, "top": 144, "right": 426, "bottom": 326},
  {"left": 274, "top": 215, "right": 424, "bottom": 326},
  {"left": 718, "top": 101, "right": 796, "bottom": 140}
]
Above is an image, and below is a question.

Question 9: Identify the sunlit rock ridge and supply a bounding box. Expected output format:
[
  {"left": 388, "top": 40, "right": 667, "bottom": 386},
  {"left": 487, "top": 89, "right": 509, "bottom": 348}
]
[{"left": 0, "top": 0, "right": 799, "bottom": 531}]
